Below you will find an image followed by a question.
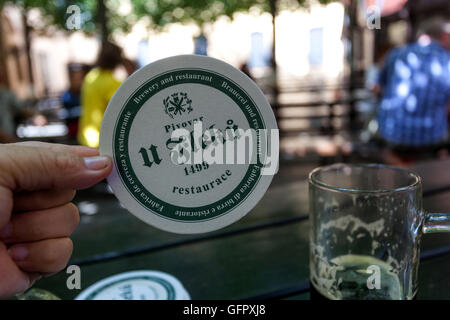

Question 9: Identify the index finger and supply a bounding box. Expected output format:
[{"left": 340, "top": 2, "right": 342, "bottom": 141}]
[{"left": 15, "top": 142, "right": 99, "bottom": 157}]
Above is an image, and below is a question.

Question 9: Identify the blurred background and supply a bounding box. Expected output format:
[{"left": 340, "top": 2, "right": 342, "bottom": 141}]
[
  {"left": 2, "top": 0, "right": 450, "bottom": 300},
  {"left": 0, "top": 0, "right": 449, "bottom": 175}
]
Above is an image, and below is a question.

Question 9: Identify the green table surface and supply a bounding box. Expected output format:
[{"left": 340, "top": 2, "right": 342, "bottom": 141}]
[{"left": 33, "top": 159, "right": 450, "bottom": 300}]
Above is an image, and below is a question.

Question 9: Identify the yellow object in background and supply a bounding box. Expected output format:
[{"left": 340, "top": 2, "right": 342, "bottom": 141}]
[{"left": 78, "top": 68, "right": 121, "bottom": 147}]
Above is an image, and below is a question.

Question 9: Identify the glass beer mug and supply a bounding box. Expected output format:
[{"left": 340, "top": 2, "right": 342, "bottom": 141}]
[{"left": 309, "top": 163, "right": 450, "bottom": 300}]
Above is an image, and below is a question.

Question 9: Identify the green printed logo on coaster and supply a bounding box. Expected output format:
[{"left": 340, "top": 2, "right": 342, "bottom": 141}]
[
  {"left": 75, "top": 270, "right": 190, "bottom": 300},
  {"left": 100, "top": 55, "right": 278, "bottom": 234}
]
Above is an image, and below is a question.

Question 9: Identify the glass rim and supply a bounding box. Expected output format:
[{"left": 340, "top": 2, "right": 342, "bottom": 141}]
[{"left": 308, "top": 163, "right": 421, "bottom": 193}]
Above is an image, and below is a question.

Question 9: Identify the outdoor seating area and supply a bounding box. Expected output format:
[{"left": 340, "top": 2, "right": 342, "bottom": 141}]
[{"left": 0, "top": 0, "right": 449, "bottom": 302}]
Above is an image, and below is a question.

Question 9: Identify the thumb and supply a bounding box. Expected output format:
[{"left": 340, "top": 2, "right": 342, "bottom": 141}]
[{"left": 0, "top": 144, "right": 112, "bottom": 192}]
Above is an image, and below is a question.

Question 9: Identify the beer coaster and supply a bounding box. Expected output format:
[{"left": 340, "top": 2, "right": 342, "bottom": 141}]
[
  {"left": 75, "top": 270, "right": 189, "bottom": 300},
  {"left": 100, "top": 55, "right": 278, "bottom": 234}
]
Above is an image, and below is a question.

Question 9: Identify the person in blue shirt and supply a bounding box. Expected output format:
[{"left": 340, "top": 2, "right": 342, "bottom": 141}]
[
  {"left": 377, "top": 19, "right": 450, "bottom": 152},
  {"left": 61, "top": 64, "right": 89, "bottom": 140}
]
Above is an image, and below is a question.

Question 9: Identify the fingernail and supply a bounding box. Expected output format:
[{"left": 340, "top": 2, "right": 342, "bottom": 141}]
[
  {"left": 8, "top": 246, "right": 28, "bottom": 261},
  {"left": 0, "top": 223, "right": 12, "bottom": 239},
  {"left": 83, "top": 156, "right": 109, "bottom": 170}
]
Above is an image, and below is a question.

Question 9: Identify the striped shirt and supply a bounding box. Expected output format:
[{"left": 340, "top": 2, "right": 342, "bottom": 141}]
[{"left": 377, "top": 41, "right": 450, "bottom": 146}]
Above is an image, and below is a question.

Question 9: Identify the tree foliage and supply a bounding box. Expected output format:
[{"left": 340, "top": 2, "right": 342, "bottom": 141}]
[{"left": 1, "top": 0, "right": 336, "bottom": 37}]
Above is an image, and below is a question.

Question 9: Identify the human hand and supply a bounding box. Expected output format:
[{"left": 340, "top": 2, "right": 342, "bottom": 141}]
[{"left": 0, "top": 142, "right": 112, "bottom": 298}]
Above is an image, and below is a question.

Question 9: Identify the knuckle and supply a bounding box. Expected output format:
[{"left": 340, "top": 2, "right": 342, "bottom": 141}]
[
  {"left": 54, "top": 153, "right": 80, "bottom": 172},
  {"left": 0, "top": 146, "right": 21, "bottom": 187},
  {"left": 61, "top": 238, "right": 74, "bottom": 266},
  {"left": 63, "top": 238, "right": 74, "bottom": 257},
  {"left": 44, "top": 238, "right": 73, "bottom": 270},
  {"left": 66, "top": 190, "right": 77, "bottom": 202},
  {"left": 65, "top": 202, "right": 80, "bottom": 231}
]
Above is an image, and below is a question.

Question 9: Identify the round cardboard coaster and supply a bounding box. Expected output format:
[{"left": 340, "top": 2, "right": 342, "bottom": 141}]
[
  {"left": 100, "top": 55, "right": 278, "bottom": 234},
  {"left": 75, "top": 270, "right": 189, "bottom": 300}
]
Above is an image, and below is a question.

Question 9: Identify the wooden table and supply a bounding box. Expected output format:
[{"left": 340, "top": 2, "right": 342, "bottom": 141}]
[{"left": 35, "top": 159, "right": 450, "bottom": 300}]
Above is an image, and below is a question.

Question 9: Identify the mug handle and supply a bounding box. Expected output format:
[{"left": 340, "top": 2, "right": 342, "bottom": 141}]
[{"left": 423, "top": 213, "right": 450, "bottom": 233}]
